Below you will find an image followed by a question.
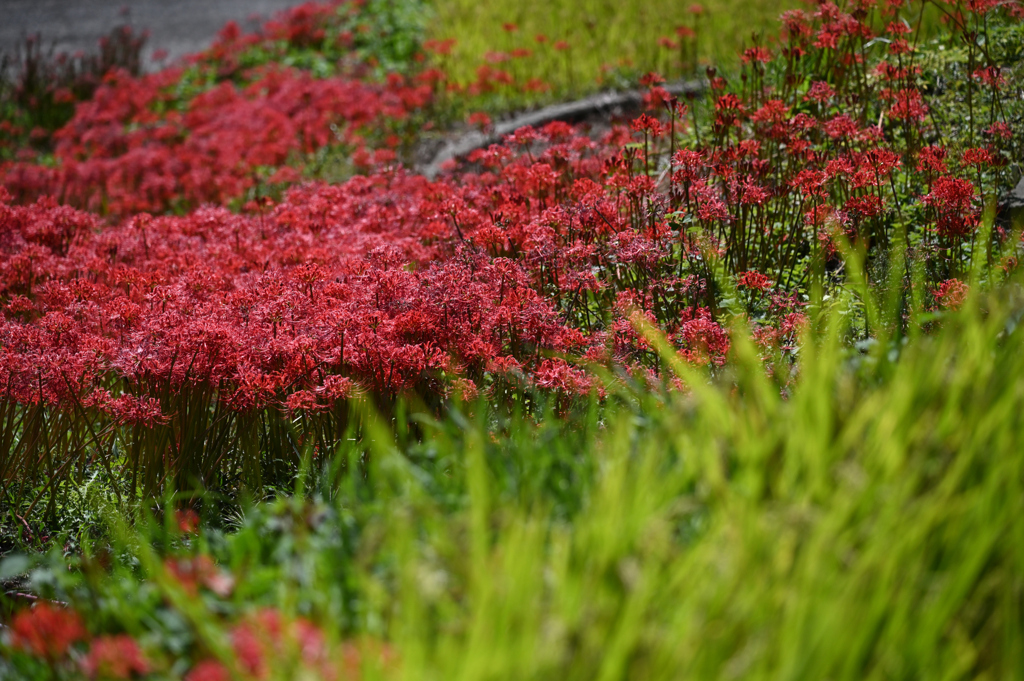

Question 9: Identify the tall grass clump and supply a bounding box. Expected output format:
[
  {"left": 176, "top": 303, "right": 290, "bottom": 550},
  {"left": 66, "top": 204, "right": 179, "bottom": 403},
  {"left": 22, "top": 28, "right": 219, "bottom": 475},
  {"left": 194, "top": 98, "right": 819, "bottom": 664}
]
[{"left": 2, "top": 278, "right": 1024, "bottom": 680}]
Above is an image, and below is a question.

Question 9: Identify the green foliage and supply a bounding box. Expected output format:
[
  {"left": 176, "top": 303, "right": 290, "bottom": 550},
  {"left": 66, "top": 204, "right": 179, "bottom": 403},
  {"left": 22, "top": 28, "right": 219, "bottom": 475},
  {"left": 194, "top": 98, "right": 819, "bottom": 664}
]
[
  {"left": 916, "top": 16, "right": 1024, "bottom": 181},
  {"left": 429, "top": 0, "right": 801, "bottom": 101}
]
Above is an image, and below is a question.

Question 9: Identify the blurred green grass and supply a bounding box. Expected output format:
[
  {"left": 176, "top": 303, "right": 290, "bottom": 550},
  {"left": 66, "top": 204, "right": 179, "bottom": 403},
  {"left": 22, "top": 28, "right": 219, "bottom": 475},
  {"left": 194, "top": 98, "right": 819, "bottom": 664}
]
[{"left": 429, "top": 0, "right": 801, "bottom": 94}]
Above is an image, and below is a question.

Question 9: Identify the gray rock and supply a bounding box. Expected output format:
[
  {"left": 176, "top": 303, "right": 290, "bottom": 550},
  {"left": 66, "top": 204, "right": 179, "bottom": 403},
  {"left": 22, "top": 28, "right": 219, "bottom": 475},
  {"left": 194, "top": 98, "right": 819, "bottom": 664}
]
[{"left": 1007, "top": 176, "right": 1024, "bottom": 209}]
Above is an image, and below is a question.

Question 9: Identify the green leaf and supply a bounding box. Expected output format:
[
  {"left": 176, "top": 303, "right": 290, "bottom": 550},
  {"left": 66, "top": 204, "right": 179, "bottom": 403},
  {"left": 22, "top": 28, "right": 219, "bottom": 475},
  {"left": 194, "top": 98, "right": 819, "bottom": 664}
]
[{"left": 0, "top": 554, "right": 31, "bottom": 580}]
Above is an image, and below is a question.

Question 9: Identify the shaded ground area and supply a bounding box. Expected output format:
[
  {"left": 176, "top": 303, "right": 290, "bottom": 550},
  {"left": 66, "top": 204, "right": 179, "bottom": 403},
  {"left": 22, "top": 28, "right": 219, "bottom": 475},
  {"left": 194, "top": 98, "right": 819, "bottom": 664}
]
[{"left": 1, "top": 0, "right": 309, "bottom": 70}]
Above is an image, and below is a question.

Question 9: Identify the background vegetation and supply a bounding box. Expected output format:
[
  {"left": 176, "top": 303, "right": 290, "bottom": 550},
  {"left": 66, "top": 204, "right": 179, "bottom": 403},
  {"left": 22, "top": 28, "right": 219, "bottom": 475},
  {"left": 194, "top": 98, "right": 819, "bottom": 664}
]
[{"left": 430, "top": 0, "right": 801, "bottom": 91}]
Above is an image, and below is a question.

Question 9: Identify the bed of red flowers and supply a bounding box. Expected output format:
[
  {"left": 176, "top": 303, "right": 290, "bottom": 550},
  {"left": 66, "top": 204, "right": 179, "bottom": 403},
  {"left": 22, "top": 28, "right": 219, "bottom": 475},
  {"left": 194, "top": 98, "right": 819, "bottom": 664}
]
[
  {"left": 2, "top": 0, "right": 1023, "bottom": 520},
  {"left": 0, "top": 0, "right": 1023, "bottom": 678}
]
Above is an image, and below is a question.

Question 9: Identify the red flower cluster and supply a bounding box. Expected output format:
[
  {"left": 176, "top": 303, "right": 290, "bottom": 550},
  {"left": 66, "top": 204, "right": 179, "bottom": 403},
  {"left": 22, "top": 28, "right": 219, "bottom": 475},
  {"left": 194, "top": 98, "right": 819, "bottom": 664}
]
[
  {"left": 1, "top": 65, "right": 427, "bottom": 217},
  {"left": 1, "top": 1, "right": 432, "bottom": 218},
  {"left": 82, "top": 635, "right": 150, "bottom": 679},
  {"left": 185, "top": 607, "right": 394, "bottom": 681},
  {"left": 2, "top": 0, "right": 1019, "bottom": 497},
  {"left": 924, "top": 176, "right": 979, "bottom": 238},
  {"left": 4, "top": 598, "right": 389, "bottom": 681}
]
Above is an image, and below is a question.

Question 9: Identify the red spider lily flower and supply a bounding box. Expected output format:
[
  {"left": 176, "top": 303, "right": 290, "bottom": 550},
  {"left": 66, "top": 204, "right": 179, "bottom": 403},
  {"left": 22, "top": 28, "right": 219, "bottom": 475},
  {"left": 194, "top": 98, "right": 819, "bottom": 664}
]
[
  {"left": 781, "top": 10, "right": 814, "bottom": 41},
  {"left": 487, "top": 355, "right": 523, "bottom": 375},
  {"left": 229, "top": 608, "right": 332, "bottom": 679},
  {"left": 825, "top": 156, "right": 855, "bottom": 179},
  {"left": 553, "top": 41, "right": 570, "bottom": 51},
  {"left": 643, "top": 86, "right": 673, "bottom": 110},
  {"left": 857, "top": 148, "right": 902, "bottom": 181},
  {"left": 639, "top": 72, "right": 666, "bottom": 87},
  {"left": 961, "top": 147, "right": 993, "bottom": 168},
  {"left": 672, "top": 149, "right": 708, "bottom": 185},
  {"left": 985, "top": 122, "right": 1013, "bottom": 140},
  {"left": 739, "top": 178, "right": 770, "bottom": 206},
  {"left": 631, "top": 114, "right": 664, "bottom": 137},
  {"left": 692, "top": 180, "right": 732, "bottom": 222},
  {"left": 676, "top": 26, "right": 696, "bottom": 39},
  {"left": 735, "top": 139, "right": 761, "bottom": 158},
  {"left": 502, "top": 22, "right": 518, "bottom": 32},
  {"left": 4, "top": 63, "right": 428, "bottom": 217},
  {"left": 10, "top": 603, "right": 86, "bottom": 659},
  {"left": 523, "top": 78, "right": 550, "bottom": 93},
  {"left": 713, "top": 93, "right": 747, "bottom": 129},
  {"left": 742, "top": 46, "right": 772, "bottom": 64},
  {"left": 285, "top": 389, "right": 323, "bottom": 413},
  {"left": 845, "top": 194, "right": 885, "bottom": 219},
  {"left": 886, "top": 88, "right": 929, "bottom": 121},
  {"left": 885, "top": 20, "right": 912, "bottom": 35},
  {"left": 964, "top": 0, "right": 1000, "bottom": 14},
  {"left": 450, "top": 377, "right": 479, "bottom": 401},
  {"left": 972, "top": 66, "right": 1006, "bottom": 89},
  {"left": 791, "top": 169, "right": 828, "bottom": 197},
  {"left": 781, "top": 311, "right": 809, "bottom": 338},
  {"left": 84, "top": 390, "right": 167, "bottom": 428},
  {"left": 675, "top": 307, "right": 730, "bottom": 367},
  {"left": 752, "top": 324, "right": 782, "bottom": 350},
  {"left": 933, "top": 278, "right": 969, "bottom": 310},
  {"left": 814, "top": 25, "right": 841, "bottom": 50},
  {"left": 805, "top": 207, "right": 850, "bottom": 255},
  {"left": 534, "top": 358, "right": 594, "bottom": 395},
  {"left": 81, "top": 635, "right": 150, "bottom": 679},
  {"left": 804, "top": 80, "right": 835, "bottom": 103},
  {"left": 751, "top": 99, "right": 790, "bottom": 125},
  {"left": 658, "top": 36, "right": 680, "bottom": 50},
  {"left": 916, "top": 145, "right": 948, "bottom": 174},
  {"left": 923, "top": 176, "right": 979, "bottom": 238},
  {"left": 737, "top": 271, "right": 773, "bottom": 291},
  {"left": 467, "top": 111, "right": 492, "bottom": 130},
  {"left": 176, "top": 508, "right": 201, "bottom": 534}
]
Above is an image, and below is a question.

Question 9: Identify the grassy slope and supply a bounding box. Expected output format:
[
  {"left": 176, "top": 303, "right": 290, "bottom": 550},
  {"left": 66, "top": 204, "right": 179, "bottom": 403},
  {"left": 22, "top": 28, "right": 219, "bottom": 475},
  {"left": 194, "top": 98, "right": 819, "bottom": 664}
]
[
  {"left": 429, "top": 0, "right": 801, "bottom": 93},
  {"left": 367, "top": 287, "right": 1024, "bottom": 680}
]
